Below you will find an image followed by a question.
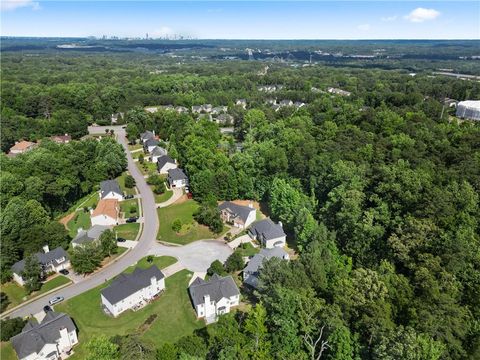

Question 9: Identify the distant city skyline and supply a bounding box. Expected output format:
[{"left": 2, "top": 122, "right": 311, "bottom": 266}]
[{"left": 1, "top": 1, "right": 479, "bottom": 40}]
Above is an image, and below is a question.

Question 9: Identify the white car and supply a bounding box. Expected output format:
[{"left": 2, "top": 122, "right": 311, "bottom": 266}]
[{"left": 49, "top": 296, "right": 64, "bottom": 305}]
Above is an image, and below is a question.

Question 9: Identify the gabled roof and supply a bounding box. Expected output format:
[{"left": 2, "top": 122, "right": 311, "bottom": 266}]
[
  {"left": 92, "top": 199, "right": 119, "bottom": 220},
  {"left": 168, "top": 168, "right": 188, "bottom": 181},
  {"left": 10, "top": 140, "right": 36, "bottom": 152},
  {"left": 100, "top": 179, "right": 122, "bottom": 198},
  {"left": 140, "top": 131, "right": 155, "bottom": 141},
  {"left": 218, "top": 201, "right": 255, "bottom": 223},
  {"left": 11, "top": 312, "right": 76, "bottom": 359},
  {"left": 101, "top": 265, "right": 165, "bottom": 305},
  {"left": 144, "top": 139, "right": 159, "bottom": 147},
  {"left": 12, "top": 247, "right": 68, "bottom": 275},
  {"left": 248, "top": 218, "right": 285, "bottom": 241},
  {"left": 188, "top": 274, "right": 239, "bottom": 307},
  {"left": 150, "top": 146, "right": 167, "bottom": 157},
  {"left": 157, "top": 155, "right": 176, "bottom": 169},
  {"left": 244, "top": 248, "right": 288, "bottom": 273},
  {"left": 71, "top": 225, "right": 109, "bottom": 246}
]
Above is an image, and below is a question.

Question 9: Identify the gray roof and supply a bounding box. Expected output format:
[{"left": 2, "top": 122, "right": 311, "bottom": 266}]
[
  {"left": 140, "top": 131, "right": 155, "bottom": 141},
  {"left": 157, "top": 155, "right": 175, "bottom": 170},
  {"left": 248, "top": 218, "right": 286, "bottom": 241},
  {"left": 100, "top": 179, "right": 122, "bottom": 198},
  {"left": 189, "top": 274, "right": 239, "bottom": 307},
  {"left": 244, "top": 248, "right": 288, "bottom": 274},
  {"left": 101, "top": 265, "right": 165, "bottom": 305},
  {"left": 71, "top": 225, "right": 109, "bottom": 246},
  {"left": 218, "top": 201, "right": 254, "bottom": 223},
  {"left": 11, "top": 312, "right": 76, "bottom": 359},
  {"left": 12, "top": 247, "right": 68, "bottom": 275},
  {"left": 150, "top": 146, "right": 167, "bottom": 157},
  {"left": 144, "top": 139, "right": 159, "bottom": 148},
  {"left": 168, "top": 168, "right": 188, "bottom": 181}
]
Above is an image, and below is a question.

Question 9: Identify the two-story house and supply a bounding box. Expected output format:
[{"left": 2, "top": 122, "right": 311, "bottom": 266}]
[
  {"left": 218, "top": 201, "right": 256, "bottom": 229},
  {"left": 248, "top": 218, "right": 286, "bottom": 249}
]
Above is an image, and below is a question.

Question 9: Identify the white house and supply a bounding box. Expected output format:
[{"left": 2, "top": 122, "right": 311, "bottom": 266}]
[
  {"left": 11, "top": 246, "right": 70, "bottom": 286},
  {"left": 11, "top": 311, "right": 78, "bottom": 360},
  {"left": 91, "top": 199, "right": 119, "bottom": 227},
  {"left": 144, "top": 139, "right": 160, "bottom": 153},
  {"left": 157, "top": 155, "right": 177, "bottom": 174},
  {"left": 140, "top": 130, "right": 155, "bottom": 144},
  {"left": 99, "top": 179, "right": 123, "bottom": 201},
  {"left": 248, "top": 218, "right": 286, "bottom": 249},
  {"left": 235, "top": 99, "right": 247, "bottom": 109},
  {"left": 101, "top": 265, "right": 165, "bottom": 317},
  {"left": 188, "top": 274, "right": 240, "bottom": 323},
  {"left": 218, "top": 201, "right": 256, "bottom": 229},
  {"left": 167, "top": 168, "right": 188, "bottom": 188},
  {"left": 243, "top": 248, "right": 289, "bottom": 288},
  {"left": 149, "top": 146, "right": 168, "bottom": 163},
  {"left": 71, "top": 225, "right": 109, "bottom": 248}
]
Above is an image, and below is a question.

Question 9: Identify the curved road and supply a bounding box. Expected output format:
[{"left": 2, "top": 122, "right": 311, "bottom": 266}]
[{"left": 4, "top": 126, "right": 231, "bottom": 319}]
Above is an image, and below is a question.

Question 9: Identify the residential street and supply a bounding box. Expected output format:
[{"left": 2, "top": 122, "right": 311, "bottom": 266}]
[{"left": 2, "top": 125, "right": 231, "bottom": 319}]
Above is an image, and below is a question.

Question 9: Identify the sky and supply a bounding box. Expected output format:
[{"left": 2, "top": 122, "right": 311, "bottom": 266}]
[{"left": 1, "top": 1, "right": 479, "bottom": 39}]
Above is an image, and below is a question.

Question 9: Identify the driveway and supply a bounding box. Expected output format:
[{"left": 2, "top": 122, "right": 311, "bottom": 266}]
[{"left": 157, "top": 187, "right": 183, "bottom": 208}]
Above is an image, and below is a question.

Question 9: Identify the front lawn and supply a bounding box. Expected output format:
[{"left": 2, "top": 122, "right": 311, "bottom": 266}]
[
  {"left": 120, "top": 199, "right": 138, "bottom": 218},
  {"left": 55, "top": 269, "right": 202, "bottom": 359},
  {"left": 125, "top": 255, "right": 177, "bottom": 273},
  {"left": 67, "top": 211, "right": 91, "bottom": 237},
  {"left": 0, "top": 342, "right": 15, "bottom": 360},
  {"left": 136, "top": 161, "right": 157, "bottom": 176},
  {"left": 117, "top": 172, "right": 136, "bottom": 196},
  {"left": 1, "top": 275, "right": 71, "bottom": 313},
  {"left": 128, "top": 143, "right": 143, "bottom": 151},
  {"left": 157, "top": 200, "right": 219, "bottom": 245},
  {"left": 154, "top": 189, "right": 173, "bottom": 203},
  {"left": 235, "top": 242, "right": 259, "bottom": 257},
  {"left": 113, "top": 223, "right": 140, "bottom": 240}
]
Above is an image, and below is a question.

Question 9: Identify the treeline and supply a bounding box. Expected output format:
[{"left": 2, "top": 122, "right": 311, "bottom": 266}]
[{"left": 0, "top": 138, "right": 127, "bottom": 282}]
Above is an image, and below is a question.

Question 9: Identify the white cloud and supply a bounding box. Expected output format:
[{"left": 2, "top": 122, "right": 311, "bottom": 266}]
[
  {"left": 357, "top": 24, "right": 371, "bottom": 31},
  {"left": 152, "top": 26, "right": 175, "bottom": 38},
  {"left": 381, "top": 15, "right": 397, "bottom": 22},
  {"left": 405, "top": 8, "right": 440, "bottom": 23},
  {"left": 1, "top": 0, "right": 40, "bottom": 11}
]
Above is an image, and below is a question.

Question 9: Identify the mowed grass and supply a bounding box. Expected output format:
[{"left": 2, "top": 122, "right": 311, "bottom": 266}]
[
  {"left": 1, "top": 342, "right": 16, "bottom": 360},
  {"left": 113, "top": 223, "right": 140, "bottom": 240},
  {"left": 55, "top": 268, "right": 202, "bottom": 359},
  {"left": 125, "top": 255, "right": 177, "bottom": 273},
  {"left": 117, "top": 172, "right": 136, "bottom": 196},
  {"left": 67, "top": 211, "right": 91, "bottom": 238},
  {"left": 154, "top": 189, "right": 173, "bottom": 203},
  {"left": 1, "top": 275, "right": 71, "bottom": 312},
  {"left": 120, "top": 199, "right": 138, "bottom": 218},
  {"left": 157, "top": 200, "right": 217, "bottom": 245},
  {"left": 128, "top": 143, "right": 143, "bottom": 151},
  {"left": 136, "top": 161, "right": 157, "bottom": 176}
]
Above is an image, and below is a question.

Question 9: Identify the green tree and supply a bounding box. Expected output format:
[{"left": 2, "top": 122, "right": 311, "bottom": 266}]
[
  {"left": 86, "top": 335, "right": 119, "bottom": 360},
  {"left": 100, "top": 230, "right": 118, "bottom": 257},
  {"left": 124, "top": 175, "right": 136, "bottom": 189},
  {"left": 172, "top": 219, "right": 182, "bottom": 232},
  {"left": 207, "top": 260, "right": 226, "bottom": 276},
  {"left": 244, "top": 303, "right": 271, "bottom": 359},
  {"left": 0, "top": 292, "right": 10, "bottom": 313},
  {"left": 156, "top": 343, "right": 178, "bottom": 360},
  {"left": 22, "top": 254, "right": 42, "bottom": 294},
  {"left": 224, "top": 250, "right": 244, "bottom": 273},
  {"left": 0, "top": 317, "right": 26, "bottom": 341},
  {"left": 70, "top": 243, "right": 103, "bottom": 274}
]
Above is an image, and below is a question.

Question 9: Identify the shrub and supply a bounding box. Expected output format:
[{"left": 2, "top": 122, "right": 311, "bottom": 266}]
[
  {"left": 129, "top": 205, "right": 137, "bottom": 214},
  {"left": 146, "top": 255, "right": 154, "bottom": 263},
  {"left": 154, "top": 182, "right": 166, "bottom": 195},
  {"left": 0, "top": 292, "right": 10, "bottom": 313},
  {"left": 139, "top": 154, "right": 144, "bottom": 164},
  {"left": 0, "top": 318, "right": 26, "bottom": 341},
  {"left": 172, "top": 219, "right": 182, "bottom": 232},
  {"left": 224, "top": 251, "right": 244, "bottom": 273},
  {"left": 147, "top": 174, "right": 162, "bottom": 186},
  {"left": 207, "top": 260, "right": 226, "bottom": 276},
  {"left": 124, "top": 175, "right": 136, "bottom": 188}
]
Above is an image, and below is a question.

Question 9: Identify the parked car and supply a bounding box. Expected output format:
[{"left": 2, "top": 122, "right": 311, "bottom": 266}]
[
  {"left": 49, "top": 296, "right": 64, "bottom": 305},
  {"left": 126, "top": 217, "right": 138, "bottom": 223},
  {"left": 43, "top": 305, "right": 52, "bottom": 312},
  {"left": 117, "top": 237, "right": 126, "bottom": 242},
  {"left": 124, "top": 194, "right": 134, "bottom": 199},
  {"left": 59, "top": 269, "right": 69, "bottom": 275}
]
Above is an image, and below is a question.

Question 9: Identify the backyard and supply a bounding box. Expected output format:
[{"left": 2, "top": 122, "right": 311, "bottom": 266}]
[
  {"left": 117, "top": 172, "right": 136, "bottom": 196},
  {"left": 113, "top": 223, "right": 140, "bottom": 240},
  {"left": 54, "top": 267, "right": 202, "bottom": 359},
  {"left": 1, "top": 275, "right": 71, "bottom": 313},
  {"left": 157, "top": 200, "right": 220, "bottom": 245},
  {"left": 67, "top": 211, "right": 92, "bottom": 238}
]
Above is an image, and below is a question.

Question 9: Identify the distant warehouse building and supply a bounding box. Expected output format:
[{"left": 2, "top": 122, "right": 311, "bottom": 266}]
[{"left": 456, "top": 100, "right": 480, "bottom": 121}]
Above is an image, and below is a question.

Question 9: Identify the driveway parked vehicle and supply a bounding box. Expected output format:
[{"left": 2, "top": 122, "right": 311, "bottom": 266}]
[
  {"left": 48, "top": 296, "right": 64, "bottom": 305},
  {"left": 117, "top": 237, "right": 126, "bottom": 242},
  {"left": 59, "top": 269, "right": 69, "bottom": 275},
  {"left": 43, "top": 305, "right": 52, "bottom": 312},
  {"left": 124, "top": 194, "right": 134, "bottom": 199},
  {"left": 126, "top": 217, "right": 138, "bottom": 223}
]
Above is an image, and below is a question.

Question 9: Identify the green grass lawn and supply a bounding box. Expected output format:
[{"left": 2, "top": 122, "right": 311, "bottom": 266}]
[
  {"left": 117, "top": 172, "right": 136, "bottom": 196},
  {"left": 132, "top": 150, "right": 145, "bottom": 159},
  {"left": 157, "top": 200, "right": 219, "bottom": 245},
  {"left": 235, "top": 242, "right": 259, "bottom": 257},
  {"left": 1, "top": 275, "right": 71, "bottom": 313},
  {"left": 78, "top": 192, "right": 99, "bottom": 210},
  {"left": 0, "top": 342, "right": 16, "bottom": 360},
  {"left": 120, "top": 199, "right": 138, "bottom": 218},
  {"left": 128, "top": 143, "right": 143, "bottom": 151},
  {"left": 113, "top": 223, "right": 140, "bottom": 240},
  {"left": 55, "top": 267, "right": 201, "bottom": 359},
  {"left": 55, "top": 191, "right": 98, "bottom": 221},
  {"left": 136, "top": 161, "right": 157, "bottom": 176},
  {"left": 67, "top": 211, "right": 91, "bottom": 238},
  {"left": 125, "top": 255, "right": 177, "bottom": 273},
  {"left": 154, "top": 189, "right": 173, "bottom": 203}
]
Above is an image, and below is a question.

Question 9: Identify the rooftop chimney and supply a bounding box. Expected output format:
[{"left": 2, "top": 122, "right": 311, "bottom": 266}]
[
  {"left": 278, "top": 221, "right": 283, "bottom": 228},
  {"left": 42, "top": 245, "right": 50, "bottom": 254}
]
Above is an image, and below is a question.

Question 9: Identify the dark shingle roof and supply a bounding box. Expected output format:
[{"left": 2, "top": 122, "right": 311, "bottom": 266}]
[
  {"left": 248, "top": 218, "right": 285, "bottom": 241},
  {"left": 71, "top": 225, "right": 109, "bottom": 246},
  {"left": 144, "top": 139, "right": 159, "bottom": 148},
  {"left": 12, "top": 247, "right": 68, "bottom": 275},
  {"left": 189, "top": 274, "right": 239, "bottom": 307},
  {"left": 11, "top": 312, "right": 76, "bottom": 359},
  {"left": 150, "top": 146, "right": 167, "bottom": 157},
  {"left": 244, "top": 248, "right": 288, "bottom": 274},
  {"left": 168, "top": 168, "right": 188, "bottom": 181},
  {"left": 101, "top": 265, "right": 164, "bottom": 305},
  {"left": 218, "top": 201, "right": 254, "bottom": 223},
  {"left": 140, "top": 131, "right": 155, "bottom": 141},
  {"left": 100, "top": 180, "right": 122, "bottom": 199},
  {"left": 157, "top": 155, "right": 175, "bottom": 170}
]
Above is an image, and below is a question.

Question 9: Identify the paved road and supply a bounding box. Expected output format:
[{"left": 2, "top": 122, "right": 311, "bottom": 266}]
[{"left": 3, "top": 125, "right": 231, "bottom": 318}]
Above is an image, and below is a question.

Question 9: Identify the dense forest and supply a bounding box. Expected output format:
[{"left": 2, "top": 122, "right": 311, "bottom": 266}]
[{"left": 1, "top": 40, "right": 479, "bottom": 359}]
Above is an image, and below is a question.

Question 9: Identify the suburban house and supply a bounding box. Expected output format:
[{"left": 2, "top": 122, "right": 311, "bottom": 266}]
[
  {"left": 265, "top": 98, "right": 277, "bottom": 105},
  {"left": 235, "top": 99, "right": 247, "bottom": 109},
  {"left": 198, "top": 113, "right": 213, "bottom": 121},
  {"left": 157, "top": 155, "right": 177, "bottom": 174},
  {"left": 327, "top": 87, "right": 351, "bottom": 96},
  {"left": 11, "top": 311, "right": 78, "bottom": 360},
  {"left": 91, "top": 199, "right": 119, "bottom": 226},
  {"left": 211, "top": 106, "right": 228, "bottom": 115},
  {"left": 9, "top": 140, "right": 37, "bottom": 156},
  {"left": 294, "top": 101, "right": 306, "bottom": 108},
  {"left": 71, "top": 225, "right": 109, "bottom": 248},
  {"left": 162, "top": 105, "right": 175, "bottom": 111},
  {"left": 101, "top": 265, "right": 165, "bottom": 317},
  {"left": 11, "top": 246, "right": 70, "bottom": 286},
  {"left": 149, "top": 146, "right": 168, "bottom": 163},
  {"left": 243, "top": 248, "right": 290, "bottom": 288},
  {"left": 100, "top": 179, "right": 123, "bottom": 200},
  {"left": 279, "top": 99, "right": 294, "bottom": 107},
  {"left": 167, "top": 168, "right": 188, "bottom": 188},
  {"left": 140, "top": 130, "right": 155, "bottom": 144},
  {"left": 191, "top": 105, "right": 203, "bottom": 114},
  {"left": 50, "top": 134, "right": 72, "bottom": 144},
  {"left": 218, "top": 201, "right": 256, "bottom": 229},
  {"left": 202, "top": 104, "right": 213, "bottom": 113},
  {"left": 144, "top": 138, "right": 159, "bottom": 153},
  {"left": 215, "top": 113, "right": 234, "bottom": 125},
  {"left": 188, "top": 274, "right": 240, "bottom": 323},
  {"left": 248, "top": 218, "right": 286, "bottom": 248},
  {"left": 145, "top": 107, "right": 159, "bottom": 113},
  {"left": 175, "top": 106, "right": 189, "bottom": 114}
]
